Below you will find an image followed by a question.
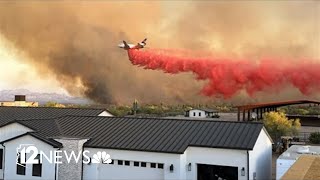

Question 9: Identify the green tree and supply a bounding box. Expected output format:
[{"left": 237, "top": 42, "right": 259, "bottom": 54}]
[
  {"left": 309, "top": 132, "right": 320, "bottom": 144},
  {"left": 263, "top": 111, "right": 301, "bottom": 142}
]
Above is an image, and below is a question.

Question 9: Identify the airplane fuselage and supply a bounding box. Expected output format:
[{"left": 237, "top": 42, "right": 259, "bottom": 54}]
[
  {"left": 118, "top": 38, "right": 147, "bottom": 50},
  {"left": 118, "top": 43, "right": 139, "bottom": 50}
]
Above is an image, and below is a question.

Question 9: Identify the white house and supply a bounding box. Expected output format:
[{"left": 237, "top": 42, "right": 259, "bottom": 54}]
[
  {"left": 0, "top": 95, "right": 39, "bottom": 107},
  {"left": 186, "top": 108, "right": 219, "bottom": 118},
  {"left": 0, "top": 106, "right": 113, "bottom": 180},
  {"left": 276, "top": 145, "right": 320, "bottom": 180},
  {"left": 0, "top": 115, "right": 273, "bottom": 180}
]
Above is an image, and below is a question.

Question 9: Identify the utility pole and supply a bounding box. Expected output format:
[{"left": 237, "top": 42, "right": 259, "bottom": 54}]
[{"left": 132, "top": 99, "right": 138, "bottom": 116}]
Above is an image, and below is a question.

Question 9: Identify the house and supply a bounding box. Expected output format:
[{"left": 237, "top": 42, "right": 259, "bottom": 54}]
[
  {"left": 0, "top": 116, "right": 272, "bottom": 180},
  {"left": 0, "top": 106, "right": 113, "bottom": 180},
  {"left": 0, "top": 106, "right": 113, "bottom": 127},
  {"left": 185, "top": 108, "right": 219, "bottom": 118},
  {"left": 0, "top": 95, "right": 38, "bottom": 107},
  {"left": 276, "top": 145, "right": 320, "bottom": 180}
]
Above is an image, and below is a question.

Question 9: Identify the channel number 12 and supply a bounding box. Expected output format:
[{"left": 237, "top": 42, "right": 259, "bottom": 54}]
[{"left": 20, "top": 146, "right": 39, "bottom": 164}]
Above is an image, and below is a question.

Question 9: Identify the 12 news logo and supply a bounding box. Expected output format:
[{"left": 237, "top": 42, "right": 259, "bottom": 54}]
[{"left": 16, "top": 144, "right": 112, "bottom": 166}]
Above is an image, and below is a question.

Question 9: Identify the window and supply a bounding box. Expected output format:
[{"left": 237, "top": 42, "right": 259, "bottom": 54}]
[
  {"left": 193, "top": 112, "right": 196, "bottom": 116},
  {"left": 109, "top": 159, "right": 114, "bottom": 164},
  {"left": 134, "top": 161, "right": 139, "bottom": 167},
  {"left": 158, "top": 163, "right": 164, "bottom": 169},
  {"left": 141, "top": 162, "right": 146, "bottom": 167},
  {"left": 32, "top": 154, "right": 42, "bottom": 177},
  {"left": 16, "top": 153, "right": 26, "bottom": 175},
  {"left": 151, "top": 163, "right": 156, "bottom": 168},
  {"left": 118, "top": 160, "right": 123, "bottom": 165},
  {"left": 125, "top": 161, "right": 130, "bottom": 166},
  {"left": 0, "top": 149, "right": 3, "bottom": 169},
  {"left": 199, "top": 112, "right": 201, "bottom": 116}
]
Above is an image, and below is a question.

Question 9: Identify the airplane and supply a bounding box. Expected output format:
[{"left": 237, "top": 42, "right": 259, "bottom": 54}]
[{"left": 118, "top": 38, "right": 147, "bottom": 50}]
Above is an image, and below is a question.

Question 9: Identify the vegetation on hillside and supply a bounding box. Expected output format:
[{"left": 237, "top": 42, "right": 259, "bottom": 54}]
[
  {"left": 41, "top": 100, "right": 236, "bottom": 117},
  {"left": 280, "top": 105, "right": 320, "bottom": 115},
  {"left": 106, "top": 103, "right": 235, "bottom": 117}
]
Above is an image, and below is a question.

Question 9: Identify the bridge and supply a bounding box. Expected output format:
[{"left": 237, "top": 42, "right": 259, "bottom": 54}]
[{"left": 235, "top": 100, "right": 320, "bottom": 121}]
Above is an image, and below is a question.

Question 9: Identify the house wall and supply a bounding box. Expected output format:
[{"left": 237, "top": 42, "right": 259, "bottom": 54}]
[
  {"left": 184, "top": 147, "right": 248, "bottom": 180},
  {"left": 0, "top": 123, "right": 32, "bottom": 142},
  {"left": 249, "top": 129, "right": 273, "bottom": 180},
  {"left": 2, "top": 135, "right": 56, "bottom": 180},
  {"left": 98, "top": 111, "right": 113, "bottom": 117},
  {"left": 83, "top": 148, "right": 181, "bottom": 180},
  {"left": 276, "top": 159, "right": 296, "bottom": 180},
  {"left": 0, "top": 123, "right": 32, "bottom": 179},
  {"left": 188, "top": 110, "right": 206, "bottom": 118},
  {"left": 0, "top": 101, "right": 38, "bottom": 107},
  {"left": 84, "top": 147, "right": 252, "bottom": 180}
]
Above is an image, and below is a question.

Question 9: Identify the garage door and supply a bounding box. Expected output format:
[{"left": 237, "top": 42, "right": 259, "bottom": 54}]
[
  {"left": 97, "top": 160, "right": 164, "bottom": 180},
  {"left": 198, "top": 164, "right": 238, "bottom": 180}
]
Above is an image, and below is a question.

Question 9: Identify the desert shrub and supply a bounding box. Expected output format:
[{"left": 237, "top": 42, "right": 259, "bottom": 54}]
[{"left": 309, "top": 132, "right": 320, "bottom": 144}]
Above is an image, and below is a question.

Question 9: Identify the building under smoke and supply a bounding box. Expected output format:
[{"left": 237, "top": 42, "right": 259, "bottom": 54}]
[{"left": 0, "top": 95, "right": 38, "bottom": 107}]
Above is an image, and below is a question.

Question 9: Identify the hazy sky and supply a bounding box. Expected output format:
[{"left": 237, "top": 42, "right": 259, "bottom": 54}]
[{"left": 0, "top": 34, "right": 66, "bottom": 93}]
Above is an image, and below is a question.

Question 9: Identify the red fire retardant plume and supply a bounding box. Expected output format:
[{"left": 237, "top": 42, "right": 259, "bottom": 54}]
[{"left": 128, "top": 49, "right": 320, "bottom": 98}]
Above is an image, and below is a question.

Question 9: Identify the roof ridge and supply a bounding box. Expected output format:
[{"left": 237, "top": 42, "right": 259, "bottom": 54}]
[
  {"left": 58, "top": 115, "right": 263, "bottom": 124},
  {"left": 14, "top": 116, "right": 61, "bottom": 122},
  {"left": 0, "top": 106, "right": 106, "bottom": 111}
]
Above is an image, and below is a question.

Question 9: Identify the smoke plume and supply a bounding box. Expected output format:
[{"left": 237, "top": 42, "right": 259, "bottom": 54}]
[{"left": 0, "top": 1, "right": 319, "bottom": 104}]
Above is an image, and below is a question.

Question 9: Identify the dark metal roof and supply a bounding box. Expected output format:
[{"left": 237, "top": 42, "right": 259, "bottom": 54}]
[
  {"left": 0, "top": 132, "right": 62, "bottom": 148},
  {"left": 235, "top": 100, "right": 320, "bottom": 111},
  {"left": 0, "top": 106, "right": 107, "bottom": 127},
  {"left": 18, "top": 116, "right": 264, "bottom": 153}
]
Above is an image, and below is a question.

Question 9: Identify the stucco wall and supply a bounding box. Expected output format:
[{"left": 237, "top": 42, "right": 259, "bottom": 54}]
[
  {"left": 83, "top": 148, "right": 181, "bottom": 180},
  {"left": 98, "top": 111, "right": 113, "bottom": 117},
  {"left": 84, "top": 147, "right": 252, "bottom": 180},
  {"left": 0, "top": 123, "right": 32, "bottom": 179},
  {"left": 249, "top": 129, "right": 273, "bottom": 180},
  {"left": 3, "top": 135, "right": 56, "bottom": 180},
  {"left": 188, "top": 110, "right": 206, "bottom": 118},
  {"left": 276, "top": 159, "right": 296, "bottom": 180},
  {"left": 0, "top": 123, "right": 32, "bottom": 142}
]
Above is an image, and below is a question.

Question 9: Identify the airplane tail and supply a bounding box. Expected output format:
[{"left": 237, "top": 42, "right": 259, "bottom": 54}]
[
  {"left": 123, "top": 41, "right": 130, "bottom": 49},
  {"left": 141, "top": 38, "right": 147, "bottom": 44}
]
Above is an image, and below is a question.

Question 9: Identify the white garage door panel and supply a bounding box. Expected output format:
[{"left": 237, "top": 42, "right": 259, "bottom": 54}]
[{"left": 97, "top": 164, "right": 164, "bottom": 180}]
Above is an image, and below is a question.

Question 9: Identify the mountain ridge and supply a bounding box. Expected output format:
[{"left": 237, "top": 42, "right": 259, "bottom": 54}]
[{"left": 0, "top": 89, "right": 90, "bottom": 105}]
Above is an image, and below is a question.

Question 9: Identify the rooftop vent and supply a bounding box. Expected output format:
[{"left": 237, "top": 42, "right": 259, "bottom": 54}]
[
  {"left": 14, "top": 95, "right": 26, "bottom": 102},
  {"left": 297, "top": 146, "right": 310, "bottom": 154}
]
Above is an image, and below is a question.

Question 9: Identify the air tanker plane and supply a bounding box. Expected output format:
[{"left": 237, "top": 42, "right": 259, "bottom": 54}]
[{"left": 118, "top": 38, "right": 147, "bottom": 50}]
